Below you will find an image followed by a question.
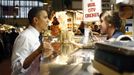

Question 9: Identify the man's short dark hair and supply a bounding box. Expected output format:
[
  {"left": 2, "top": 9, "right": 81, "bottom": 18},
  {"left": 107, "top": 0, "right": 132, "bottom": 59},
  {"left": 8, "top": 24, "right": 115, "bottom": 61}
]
[{"left": 28, "top": 7, "right": 46, "bottom": 24}]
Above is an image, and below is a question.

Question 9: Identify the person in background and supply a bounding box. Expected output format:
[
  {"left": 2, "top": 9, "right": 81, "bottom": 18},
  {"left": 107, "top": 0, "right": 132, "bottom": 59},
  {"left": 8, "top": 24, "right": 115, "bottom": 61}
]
[
  {"left": 118, "top": 3, "right": 133, "bottom": 34},
  {"left": 3, "top": 30, "right": 11, "bottom": 57},
  {"left": 50, "top": 16, "right": 61, "bottom": 37},
  {"left": 50, "top": 16, "right": 61, "bottom": 56},
  {"left": 91, "top": 22, "right": 101, "bottom": 35},
  {"left": 78, "top": 21, "right": 85, "bottom": 35},
  {"left": 10, "top": 28, "right": 19, "bottom": 50},
  {"left": 11, "top": 7, "right": 53, "bottom": 75},
  {"left": 116, "top": 0, "right": 133, "bottom": 33},
  {"left": 70, "top": 22, "right": 100, "bottom": 49},
  {"left": 99, "top": 10, "right": 124, "bottom": 40},
  {"left": 118, "top": 3, "right": 133, "bottom": 19}
]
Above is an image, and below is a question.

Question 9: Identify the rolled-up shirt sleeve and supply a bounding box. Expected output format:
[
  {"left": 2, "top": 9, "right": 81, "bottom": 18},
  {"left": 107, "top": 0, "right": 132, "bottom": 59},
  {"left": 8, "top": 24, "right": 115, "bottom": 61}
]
[{"left": 12, "top": 56, "right": 28, "bottom": 75}]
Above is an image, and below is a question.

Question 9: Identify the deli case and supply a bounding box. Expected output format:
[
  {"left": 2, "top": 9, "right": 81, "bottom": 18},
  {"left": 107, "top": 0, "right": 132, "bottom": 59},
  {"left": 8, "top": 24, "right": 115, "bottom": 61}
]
[{"left": 93, "top": 41, "right": 134, "bottom": 75}]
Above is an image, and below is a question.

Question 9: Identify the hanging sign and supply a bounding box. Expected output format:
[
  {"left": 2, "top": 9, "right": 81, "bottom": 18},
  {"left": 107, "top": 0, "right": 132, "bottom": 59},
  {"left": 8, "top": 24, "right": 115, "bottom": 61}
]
[{"left": 83, "top": 0, "right": 102, "bottom": 22}]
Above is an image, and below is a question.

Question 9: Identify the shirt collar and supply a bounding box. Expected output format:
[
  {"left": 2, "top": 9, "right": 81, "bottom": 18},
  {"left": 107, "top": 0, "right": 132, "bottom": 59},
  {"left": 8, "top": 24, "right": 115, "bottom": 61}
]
[{"left": 28, "top": 25, "right": 40, "bottom": 37}]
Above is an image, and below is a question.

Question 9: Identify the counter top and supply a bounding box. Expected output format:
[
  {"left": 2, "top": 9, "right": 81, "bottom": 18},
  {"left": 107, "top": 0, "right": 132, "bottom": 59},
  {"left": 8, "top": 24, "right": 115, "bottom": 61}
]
[{"left": 40, "top": 48, "right": 98, "bottom": 75}]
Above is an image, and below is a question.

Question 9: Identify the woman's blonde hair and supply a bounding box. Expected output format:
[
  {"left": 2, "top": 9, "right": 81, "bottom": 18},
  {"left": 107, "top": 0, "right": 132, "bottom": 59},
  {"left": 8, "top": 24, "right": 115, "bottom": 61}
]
[{"left": 100, "top": 10, "right": 122, "bottom": 30}]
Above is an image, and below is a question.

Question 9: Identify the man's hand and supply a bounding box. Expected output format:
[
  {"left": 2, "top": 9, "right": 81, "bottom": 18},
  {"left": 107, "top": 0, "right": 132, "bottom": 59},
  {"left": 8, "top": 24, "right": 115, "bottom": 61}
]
[{"left": 42, "top": 41, "right": 54, "bottom": 58}]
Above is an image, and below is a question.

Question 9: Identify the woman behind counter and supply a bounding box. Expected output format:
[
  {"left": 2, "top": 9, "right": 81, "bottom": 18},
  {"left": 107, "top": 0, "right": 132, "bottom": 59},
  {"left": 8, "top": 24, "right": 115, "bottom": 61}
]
[
  {"left": 70, "top": 10, "right": 124, "bottom": 49},
  {"left": 100, "top": 10, "right": 124, "bottom": 40}
]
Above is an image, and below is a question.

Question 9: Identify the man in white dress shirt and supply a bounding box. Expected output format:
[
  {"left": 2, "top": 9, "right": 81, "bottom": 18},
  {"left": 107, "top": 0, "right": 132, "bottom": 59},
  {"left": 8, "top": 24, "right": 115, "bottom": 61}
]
[{"left": 11, "top": 7, "right": 52, "bottom": 75}]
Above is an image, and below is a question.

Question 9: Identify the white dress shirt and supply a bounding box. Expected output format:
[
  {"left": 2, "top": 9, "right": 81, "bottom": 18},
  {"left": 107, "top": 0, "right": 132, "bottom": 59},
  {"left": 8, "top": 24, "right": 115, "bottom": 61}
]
[{"left": 11, "top": 26, "right": 40, "bottom": 75}]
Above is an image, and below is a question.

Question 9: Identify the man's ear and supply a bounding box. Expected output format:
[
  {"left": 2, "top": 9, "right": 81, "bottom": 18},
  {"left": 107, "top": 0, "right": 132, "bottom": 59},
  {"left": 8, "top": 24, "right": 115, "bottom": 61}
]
[
  {"left": 33, "top": 17, "right": 38, "bottom": 23},
  {"left": 109, "top": 24, "right": 111, "bottom": 27}
]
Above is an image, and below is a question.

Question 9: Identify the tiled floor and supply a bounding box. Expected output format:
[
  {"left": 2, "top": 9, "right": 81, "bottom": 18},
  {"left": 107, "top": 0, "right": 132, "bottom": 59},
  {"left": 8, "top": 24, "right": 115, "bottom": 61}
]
[{"left": 0, "top": 57, "right": 11, "bottom": 75}]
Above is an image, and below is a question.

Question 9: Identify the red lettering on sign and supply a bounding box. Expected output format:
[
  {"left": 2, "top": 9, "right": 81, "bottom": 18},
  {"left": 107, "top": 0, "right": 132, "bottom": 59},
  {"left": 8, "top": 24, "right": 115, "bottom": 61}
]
[
  {"left": 85, "top": 13, "right": 99, "bottom": 18},
  {"left": 88, "top": 8, "right": 96, "bottom": 12},
  {"left": 88, "top": 3, "right": 96, "bottom": 7}
]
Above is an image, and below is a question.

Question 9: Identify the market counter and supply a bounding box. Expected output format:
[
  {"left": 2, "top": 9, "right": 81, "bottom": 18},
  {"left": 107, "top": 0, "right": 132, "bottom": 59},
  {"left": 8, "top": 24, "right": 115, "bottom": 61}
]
[
  {"left": 93, "top": 60, "right": 134, "bottom": 75},
  {"left": 40, "top": 48, "right": 96, "bottom": 75},
  {"left": 93, "top": 41, "right": 134, "bottom": 75}
]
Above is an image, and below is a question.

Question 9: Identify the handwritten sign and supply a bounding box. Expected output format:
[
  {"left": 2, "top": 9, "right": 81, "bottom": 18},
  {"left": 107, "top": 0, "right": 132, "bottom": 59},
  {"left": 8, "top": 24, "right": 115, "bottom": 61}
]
[{"left": 83, "top": 0, "right": 102, "bottom": 22}]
